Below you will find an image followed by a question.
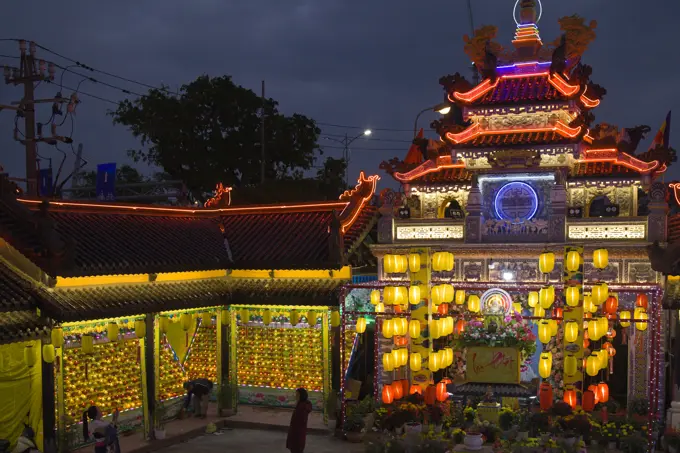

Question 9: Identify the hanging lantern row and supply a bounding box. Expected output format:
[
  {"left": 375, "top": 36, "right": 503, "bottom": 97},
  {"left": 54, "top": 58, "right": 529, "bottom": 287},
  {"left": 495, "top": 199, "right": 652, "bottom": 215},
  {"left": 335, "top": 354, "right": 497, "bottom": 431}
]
[
  {"left": 432, "top": 252, "right": 454, "bottom": 272},
  {"left": 539, "top": 251, "right": 555, "bottom": 274},
  {"left": 383, "top": 254, "right": 408, "bottom": 274}
]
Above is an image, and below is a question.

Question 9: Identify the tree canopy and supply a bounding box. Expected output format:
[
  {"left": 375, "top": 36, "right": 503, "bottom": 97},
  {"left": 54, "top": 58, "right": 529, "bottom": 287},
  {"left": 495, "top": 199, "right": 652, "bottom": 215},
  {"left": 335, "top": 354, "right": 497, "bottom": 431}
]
[{"left": 109, "top": 75, "right": 346, "bottom": 202}]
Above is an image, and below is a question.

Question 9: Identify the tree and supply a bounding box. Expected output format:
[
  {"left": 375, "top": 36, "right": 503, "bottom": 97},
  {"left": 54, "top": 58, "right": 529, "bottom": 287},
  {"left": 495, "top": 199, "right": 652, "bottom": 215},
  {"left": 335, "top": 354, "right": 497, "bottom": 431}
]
[{"left": 109, "top": 75, "right": 333, "bottom": 201}]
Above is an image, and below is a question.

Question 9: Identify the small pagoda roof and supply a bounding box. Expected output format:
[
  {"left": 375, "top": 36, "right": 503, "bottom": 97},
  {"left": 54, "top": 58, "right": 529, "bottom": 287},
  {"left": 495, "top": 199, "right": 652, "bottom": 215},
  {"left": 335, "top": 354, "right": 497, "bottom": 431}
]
[{"left": 464, "top": 130, "right": 577, "bottom": 148}]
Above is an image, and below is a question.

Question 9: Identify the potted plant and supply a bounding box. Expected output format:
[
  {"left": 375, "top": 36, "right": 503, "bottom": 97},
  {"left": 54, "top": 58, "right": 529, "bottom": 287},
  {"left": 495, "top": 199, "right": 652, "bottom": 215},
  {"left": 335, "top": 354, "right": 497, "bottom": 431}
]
[
  {"left": 154, "top": 403, "right": 168, "bottom": 440},
  {"left": 498, "top": 406, "right": 516, "bottom": 435},
  {"left": 621, "top": 434, "right": 647, "bottom": 453},
  {"left": 428, "top": 404, "right": 444, "bottom": 432},
  {"left": 452, "top": 428, "right": 465, "bottom": 445},
  {"left": 463, "top": 406, "right": 477, "bottom": 427},
  {"left": 601, "top": 422, "right": 618, "bottom": 449},
  {"left": 343, "top": 413, "right": 365, "bottom": 443},
  {"left": 218, "top": 383, "right": 233, "bottom": 417},
  {"left": 628, "top": 398, "right": 649, "bottom": 423},
  {"left": 463, "top": 426, "right": 484, "bottom": 450},
  {"left": 516, "top": 410, "right": 530, "bottom": 440},
  {"left": 354, "top": 396, "right": 376, "bottom": 430},
  {"left": 530, "top": 411, "right": 550, "bottom": 438}
]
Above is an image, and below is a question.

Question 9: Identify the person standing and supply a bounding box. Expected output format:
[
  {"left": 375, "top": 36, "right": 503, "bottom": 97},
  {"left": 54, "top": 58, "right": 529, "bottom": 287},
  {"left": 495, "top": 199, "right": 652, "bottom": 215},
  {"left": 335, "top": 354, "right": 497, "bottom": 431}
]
[
  {"left": 82, "top": 406, "right": 120, "bottom": 453},
  {"left": 183, "top": 378, "right": 213, "bottom": 419},
  {"left": 286, "top": 388, "right": 312, "bottom": 453}
]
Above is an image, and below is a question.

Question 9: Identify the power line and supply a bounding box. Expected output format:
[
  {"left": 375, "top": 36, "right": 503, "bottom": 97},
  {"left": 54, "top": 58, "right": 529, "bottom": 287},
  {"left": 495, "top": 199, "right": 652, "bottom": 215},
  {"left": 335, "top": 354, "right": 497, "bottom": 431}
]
[
  {"left": 321, "top": 133, "right": 413, "bottom": 144},
  {"left": 317, "top": 121, "right": 412, "bottom": 132},
  {"left": 320, "top": 144, "right": 406, "bottom": 152}
]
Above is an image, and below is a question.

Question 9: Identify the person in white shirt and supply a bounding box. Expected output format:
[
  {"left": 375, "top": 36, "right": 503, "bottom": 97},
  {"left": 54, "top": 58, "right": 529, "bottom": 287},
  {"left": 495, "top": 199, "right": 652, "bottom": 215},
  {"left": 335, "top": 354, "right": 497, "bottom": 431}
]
[{"left": 82, "top": 406, "right": 119, "bottom": 453}]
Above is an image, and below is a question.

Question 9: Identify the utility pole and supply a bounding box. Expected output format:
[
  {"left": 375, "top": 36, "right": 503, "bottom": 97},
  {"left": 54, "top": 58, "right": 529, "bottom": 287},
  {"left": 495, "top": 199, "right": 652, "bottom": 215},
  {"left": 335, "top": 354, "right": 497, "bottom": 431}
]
[
  {"left": 260, "top": 80, "right": 265, "bottom": 184},
  {"left": 3, "top": 40, "right": 74, "bottom": 197}
]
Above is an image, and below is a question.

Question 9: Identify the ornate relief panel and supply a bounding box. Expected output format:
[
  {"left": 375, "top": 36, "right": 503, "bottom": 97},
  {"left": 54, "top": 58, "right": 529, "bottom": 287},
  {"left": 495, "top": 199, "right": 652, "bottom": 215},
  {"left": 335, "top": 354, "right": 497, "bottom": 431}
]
[
  {"left": 409, "top": 187, "right": 470, "bottom": 220},
  {"left": 627, "top": 262, "right": 659, "bottom": 284},
  {"left": 584, "top": 262, "right": 620, "bottom": 282},
  {"left": 566, "top": 183, "right": 637, "bottom": 217},
  {"left": 487, "top": 260, "right": 540, "bottom": 282},
  {"left": 461, "top": 261, "right": 483, "bottom": 281}
]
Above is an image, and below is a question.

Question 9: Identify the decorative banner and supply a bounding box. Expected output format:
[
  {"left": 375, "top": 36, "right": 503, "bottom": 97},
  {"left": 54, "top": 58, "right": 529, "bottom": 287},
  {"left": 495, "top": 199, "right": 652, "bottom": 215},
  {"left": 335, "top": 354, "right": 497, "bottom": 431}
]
[
  {"left": 96, "top": 162, "right": 116, "bottom": 201},
  {"left": 465, "top": 347, "right": 520, "bottom": 384}
]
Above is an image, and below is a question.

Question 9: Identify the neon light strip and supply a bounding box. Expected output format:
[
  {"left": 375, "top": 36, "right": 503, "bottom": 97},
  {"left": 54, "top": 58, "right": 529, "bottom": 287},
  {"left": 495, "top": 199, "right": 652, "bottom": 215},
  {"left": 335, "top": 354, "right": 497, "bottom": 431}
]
[
  {"left": 493, "top": 182, "right": 539, "bottom": 223},
  {"left": 579, "top": 148, "right": 660, "bottom": 174},
  {"left": 580, "top": 86, "right": 601, "bottom": 108},
  {"left": 496, "top": 61, "right": 551, "bottom": 70},
  {"left": 478, "top": 174, "right": 554, "bottom": 183},
  {"left": 393, "top": 158, "right": 466, "bottom": 183},
  {"left": 451, "top": 72, "right": 575, "bottom": 104},
  {"left": 670, "top": 183, "right": 680, "bottom": 205},
  {"left": 338, "top": 172, "right": 379, "bottom": 234},
  {"left": 451, "top": 78, "right": 498, "bottom": 103},
  {"left": 548, "top": 73, "right": 580, "bottom": 96},
  {"left": 445, "top": 121, "right": 582, "bottom": 144}
]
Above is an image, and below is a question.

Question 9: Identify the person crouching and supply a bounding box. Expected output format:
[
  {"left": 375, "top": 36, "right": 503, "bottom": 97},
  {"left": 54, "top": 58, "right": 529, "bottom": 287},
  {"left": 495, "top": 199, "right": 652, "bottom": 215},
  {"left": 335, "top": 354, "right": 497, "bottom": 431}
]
[{"left": 183, "top": 379, "right": 213, "bottom": 419}]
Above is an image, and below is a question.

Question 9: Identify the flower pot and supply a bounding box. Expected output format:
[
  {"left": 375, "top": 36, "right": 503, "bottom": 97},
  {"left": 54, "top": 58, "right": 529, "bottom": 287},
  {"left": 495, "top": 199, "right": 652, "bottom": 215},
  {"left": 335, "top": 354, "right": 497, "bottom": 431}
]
[
  {"left": 562, "top": 437, "right": 577, "bottom": 448},
  {"left": 154, "top": 429, "right": 166, "bottom": 440},
  {"left": 434, "top": 424, "right": 443, "bottom": 433},
  {"left": 517, "top": 432, "right": 529, "bottom": 441},
  {"left": 464, "top": 433, "right": 484, "bottom": 451},
  {"left": 345, "top": 431, "right": 364, "bottom": 443},
  {"left": 405, "top": 422, "right": 422, "bottom": 434}
]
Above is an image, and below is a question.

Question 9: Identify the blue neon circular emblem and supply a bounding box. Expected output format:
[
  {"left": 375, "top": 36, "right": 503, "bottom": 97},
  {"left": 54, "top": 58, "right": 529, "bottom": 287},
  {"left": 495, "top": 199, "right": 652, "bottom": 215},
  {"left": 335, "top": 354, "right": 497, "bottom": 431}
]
[{"left": 494, "top": 181, "right": 539, "bottom": 223}]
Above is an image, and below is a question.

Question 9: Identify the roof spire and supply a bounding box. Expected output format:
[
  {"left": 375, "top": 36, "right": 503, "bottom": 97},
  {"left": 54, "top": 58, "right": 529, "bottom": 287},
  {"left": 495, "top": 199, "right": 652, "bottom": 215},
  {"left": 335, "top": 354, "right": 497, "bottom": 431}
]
[{"left": 512, "top": 0, "right": 543, "bottom": 60}]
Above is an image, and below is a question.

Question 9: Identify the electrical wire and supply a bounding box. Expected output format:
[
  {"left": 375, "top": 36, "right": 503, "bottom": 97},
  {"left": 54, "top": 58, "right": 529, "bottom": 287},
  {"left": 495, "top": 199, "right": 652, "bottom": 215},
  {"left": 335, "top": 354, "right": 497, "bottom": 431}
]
[
  {"left": 320, "top": 144, "right": 408, "bottom": 152},
  {"left": 320, "top": 134, "right": 413, "bottom": 144}
]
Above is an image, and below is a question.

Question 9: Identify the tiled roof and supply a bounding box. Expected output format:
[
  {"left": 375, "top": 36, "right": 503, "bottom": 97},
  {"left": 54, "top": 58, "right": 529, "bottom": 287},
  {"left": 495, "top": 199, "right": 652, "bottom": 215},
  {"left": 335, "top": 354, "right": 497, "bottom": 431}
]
[
  {"left": 408, "top": 167, "right": 473, "bottom": 184},
  {"left": 0, "top": 310, "right": 49, "bottom": 345},
  {"left": 470, "top": 75, "right": 567, "bottom": 105},
  {"left": 461, "top": 131, "right": 575, "bottom": 148},
  {"left": 229, "top": 278, "right": 345, "bottom": 307},
  {"left": 40, "top": 277, "right": 345, "bottom": 322},
  {"left": 42, "top": 279, "right": 233, "bottom": 322},
  {"left": 43, "top": 210, "right": 230, "bottom": 277},
  {"left": 570, "top": 162, "right": 642, "bottom": 178},
  {"left": 0, "top": 262, "right": 36, "bottom": 312},
  {"left": 343, "top": 205, "right": 378, "bottom": 253}
]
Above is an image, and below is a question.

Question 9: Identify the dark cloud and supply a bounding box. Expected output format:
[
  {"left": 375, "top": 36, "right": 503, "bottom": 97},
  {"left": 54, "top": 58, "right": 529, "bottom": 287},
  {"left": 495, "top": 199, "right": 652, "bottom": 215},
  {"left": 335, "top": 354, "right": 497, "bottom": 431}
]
[{"left": 1, "top": 0, "right": 678, "bottom": 191}]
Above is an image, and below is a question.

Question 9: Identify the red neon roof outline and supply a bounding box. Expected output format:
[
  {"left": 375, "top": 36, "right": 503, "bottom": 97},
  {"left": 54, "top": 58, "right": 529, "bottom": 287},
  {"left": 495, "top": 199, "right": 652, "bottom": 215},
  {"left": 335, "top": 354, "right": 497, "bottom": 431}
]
[
  {"left": 580, "top": 86, "right": 601, "bottom": 108},
  {"left": 337, "top": 171, "right": 380, "bottom": 234},
  {"left": 579, "top": 148, "right": 660, "bottom": 174},
  {"left": 450, "top": 72, "right": 580, "bottom": 104},
  {"left": 670, "top": 183, "right": 680, "bottom": 205},
  {"left": 444, "top": 121, "right": 582, "bottom": 145},
  {"left": 393, "top": 155, "right": 466, "bottom": 183}
]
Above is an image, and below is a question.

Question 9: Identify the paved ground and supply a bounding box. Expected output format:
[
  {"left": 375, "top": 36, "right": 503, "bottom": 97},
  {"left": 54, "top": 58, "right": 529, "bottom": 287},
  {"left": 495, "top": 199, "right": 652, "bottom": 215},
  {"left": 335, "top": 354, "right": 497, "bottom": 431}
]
[{"left": 164, "top": 428, "right": 365, "bottom": 453}]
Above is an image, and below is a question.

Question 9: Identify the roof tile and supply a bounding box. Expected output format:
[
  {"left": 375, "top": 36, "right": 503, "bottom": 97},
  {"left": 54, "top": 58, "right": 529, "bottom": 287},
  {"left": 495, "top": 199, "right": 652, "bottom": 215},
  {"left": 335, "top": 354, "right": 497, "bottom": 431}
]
[
  {"left": 464, "top": 131, "right": 572, "bottom": 148},
  {"left": 473, "top": 75, "right": 566, "bottom": 105}
]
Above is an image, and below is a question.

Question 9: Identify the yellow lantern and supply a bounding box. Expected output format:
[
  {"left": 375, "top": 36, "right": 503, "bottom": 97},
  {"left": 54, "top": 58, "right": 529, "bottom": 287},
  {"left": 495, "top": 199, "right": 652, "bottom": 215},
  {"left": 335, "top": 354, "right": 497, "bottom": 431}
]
[
  {"left": 441, "top": 284, "right": 454, "bottom": 303},
  {"left": 81, "top": 334, "right": 94, "bottom": 354},
  {"left": 549, "top": 319, "right": 558, "bottom": 337},
  {"left": 565, "top": 286, "right": 580, "bottom": 307},
  {"left": 533, "top": 305, "right": 546, "bottom": 318},
  {"left": 446, "top": 252, "right": 455, "bottom": 271},
  {"left": 24, "top": 344, "right": 37, "bottom": 368},
  {"left": 635, "top": 308, "right": 648, "bottom": 331},
  {"left": 159, "top": 316, "right": 169, "bottom": 333},
  {"left": 398, "top": 255, "right": 409, "bottom": 273},
  {"left": 383, "top": 352, "right": 394, "bottom": 372},
  {"left": 356, "top": 317, "right": 367, "bottom": 334},
  {"left": 592, "top": 283, "right": 608, "bottom": 305},
  {"left": 391, "top": 349, "right": 401, "bottom": 368},
  {"left": 221, "top": 309, "right": 230, "bottom": 326},
  {"left": 370, "top": 290, "right": 381, "bottom": 305},
  {"left": 395, "top": 286, "right": 408, "bottom": 306},
  {"left": 107, "top": 322, "right": 120, "bottom": 341},
  {"left": 513, "top": 302, "right": 522, "bottom": 314},
  {"left": 619, "top": 310, "right": 631, "bottom": 328},
  {"left": 409, "top": 286, "right": 421, "bottom": 305},
  {"left": 538, "top": 321, "right": 552, "bottom": 344},
  {"left": 586, "top": 355, "right": 599, "bottom": 376},
  {"left": 566, "top": 250, "right": 581, "bottom": 272},
  {"left": 331, "top": 310, "right": 340, "bottom": 327},
  {"left": 410, "top": 352, "right": 422, "bottom": 371},
  {"left": 455, "top": 290, "right": 466, "bottom": 305},
  {"left": 428, "top": 351, "right": 440, "bottom": 371},
  {"left": 409, "top": 253, "right": 421, "bottom": 273},
  {"left": 290, "top": 310, "right": 300, "bottom": 326},
  {"left": 384, "top": 286, "right": 396, "bottom": 305},
  {"left": 202, "top": 312, "right": 212, "bottom": 325},
  {"left": 429, "top": 319, "right": 441, "bottom": 339},
  {"left": 445, "top": 348, "right": 454, "bottom": 366},
  {"left": 564, "top": 354, "right": 577, "bottom": 377},
  {"left": 50, "top": 327, "right": 63, "bottom": 348},
  {"left": 565, "top": 320, "right": 579, "bottom": 343},
  {"left": 135, "top": 320, "right": 146, "bottom": 338},
  {"left": 539, "top": 286, "right": 554, "bottom": 309},
  {"left": 432, "top": 252, "right": 445, "bottom": 272},
  {"left": 597, "top": 349, "right": 609, "bottom": 369},
  {"left": 583, "top": 295, "right": 596, "bottom": 313},
  {"left": 539, "top": 251, "right": 555, "bottom": 274},
  {"left": 382, "top": 319, "right": 394, "bottom": 338},
  {"left": 598, "top": 316, "right": 608, "bottom": 334},
  {"left": 396, "top": 317, "right": 408, "bottom": 336},
  {"left": 409, "top": 320, "right": 421, "bottom": 338},
  {"left": 181, "top": 313, "right": 193, "bottom": 331},
  {"left": 384, "top": 254, "right": 396, "bottom": 273},
  {"left": 42, "top": 344, "right": 55, "bottom": 364},
  {"left": 398, "top": 348, "right": 409, "bottom": 367},
  {"left": 467, "top": 295, "right": 481, "bottom": 313},
  {"left": 263, "top": 310, "right": 272, "bottom": 326},
  {"left": 593, "top": 248, "right": 609, "bottom": 270},
  {"left": 431, "top": 286, "right": 443, "bottom": 305},
  {"left": 527, "top": 291, "right": 539, "bottom": 308},
  {"left": 443, "top": 317, "right": 454, "bottom": 336},
  {"left": 539, "top": 353, "right": 552, "bottom": 379},
  {"left": 307, "top": 311, "right": 317, "bottom": 325},
  {"left": 375, "top": 303, "right": 385, "bottom": 313}
]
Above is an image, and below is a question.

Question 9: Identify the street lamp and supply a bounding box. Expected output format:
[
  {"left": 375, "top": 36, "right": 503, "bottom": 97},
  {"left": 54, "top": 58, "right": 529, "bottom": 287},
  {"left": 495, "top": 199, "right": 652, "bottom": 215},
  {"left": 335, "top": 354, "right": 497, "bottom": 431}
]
[
  {"left": 413, "top": 102, "right": 452, "bottom": 137},
  {"left": 322, "top": 129, "right": 372, "bottom": 185}
]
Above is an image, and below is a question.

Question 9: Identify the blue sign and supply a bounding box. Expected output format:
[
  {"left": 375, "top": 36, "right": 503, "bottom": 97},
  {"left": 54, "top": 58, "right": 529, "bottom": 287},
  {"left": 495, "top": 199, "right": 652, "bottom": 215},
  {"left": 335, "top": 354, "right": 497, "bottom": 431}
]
[
  {"left": 96, "top": 163, "right": 116, "bottom": 201},
  {"left": 39, "top": 168, "right": 53, "bottom": 197},
  {"left": 494, "top": 181, "right": 539, "bottom": 223}
]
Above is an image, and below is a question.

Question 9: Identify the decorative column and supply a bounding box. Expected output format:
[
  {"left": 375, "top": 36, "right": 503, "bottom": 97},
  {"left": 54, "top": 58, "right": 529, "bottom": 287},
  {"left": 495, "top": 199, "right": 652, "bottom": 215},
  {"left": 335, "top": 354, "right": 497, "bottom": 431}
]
[
  {"left": 141, "top": 314, "right": 156, "bottom": 440},
  {"left": 647, "top": 182, "right": 668, "bottom": 243},
  {"left": 228, "top": 309, "right": 238, "bottom": 414},
  {"left": 465, "top": 176, "right": 482, "bottom": 243},
  {"left": 562, "top": 247, "right": 584, "bottom": 401},
  {"left": 41, "top": 340, "right": 57, "bottom": 453},
  {"left": 549, "top": 170, "right": 567, "bottom": 242},
  {"left": 55, "top": 345, "right": 65, "bottom": 452}
]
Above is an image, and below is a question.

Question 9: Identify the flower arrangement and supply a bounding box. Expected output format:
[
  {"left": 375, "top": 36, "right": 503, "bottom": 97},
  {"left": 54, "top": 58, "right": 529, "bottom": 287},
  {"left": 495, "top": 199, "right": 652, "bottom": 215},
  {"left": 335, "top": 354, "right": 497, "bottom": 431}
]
[
  {"left": 600, "top": 422, "right": 618, "bottom": 442},
  {"left": 498, "top": 406, "right": 517, "bottom": 431},
  {"left": 464, "top": 406, "right": 478, "bottom": 423},
  {"left": 452, "top": 428, "right": 465, "bottom": 444},
  {"left": 457, "top": 314, "right": 537, "bottom": 358}
]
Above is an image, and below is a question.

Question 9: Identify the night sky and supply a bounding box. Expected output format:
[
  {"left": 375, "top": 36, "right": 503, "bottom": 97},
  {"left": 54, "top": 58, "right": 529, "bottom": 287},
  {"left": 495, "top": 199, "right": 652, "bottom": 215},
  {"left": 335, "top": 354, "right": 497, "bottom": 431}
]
[{"left": 1, "top": 0, "right": 679, "bottom": 192}]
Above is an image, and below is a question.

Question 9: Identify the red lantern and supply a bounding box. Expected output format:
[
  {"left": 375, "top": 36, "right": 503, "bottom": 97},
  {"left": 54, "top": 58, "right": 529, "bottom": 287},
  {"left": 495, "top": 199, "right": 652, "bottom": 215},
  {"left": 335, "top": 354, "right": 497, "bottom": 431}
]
[
  {"left": 588, "top": 384, "right": 600, "bottom": 404},
  {"left": 582, "top": 390, "right": 595, "bottom": 412},
  {"left": 563, "top": 388, "right": 577, "bottom": 409},
  {"left": 424, "top": 384, "right": 437, "bottom": 405},
  {"left": 438, "top": 304, "right": 449, "bottom": 315},
  {"left": 410, "top": 384, "right": 423, "bottom": 395},
  {"left": 440, "top": 377, "right": 452, "bottom": 385},
  {"left": 394, "top": 336, "right": 409, "bottom": 347},
  {"left": 636, "top": 294, "right": 648, "bottom": 310},
  {"left": 553, "top": 307, "right": 563, "bottom": 320},
  {"left": 393, "top": 381, "right": 404, "bottom": 400},
  {"left": 399, "top": 379, "right": 410, "bottom": 399},
  {"left": 605, "top": 296, "right": 618, "bottom": 315},
  {"left": 596, "top": 382, "right": 609, "bottom": 403},
  {"left": 436, "top": 382, "right": 448, "bottom": 402},
  {"left": 539, "top": 382, "right": 553, "bottom": 411},
  {"left": 455, "top": 319, "right": 466, "bottom": 336},
  {"left": 394, "top": 305, "right": 403, "bottom": 314},
  {"left": 382, "top": 384, "right": 394, "bottom": 404},
  {"left": 583, "top": 338, "right": 590, "bottom": 348}
]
